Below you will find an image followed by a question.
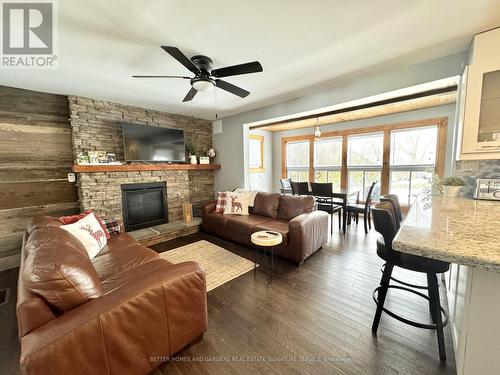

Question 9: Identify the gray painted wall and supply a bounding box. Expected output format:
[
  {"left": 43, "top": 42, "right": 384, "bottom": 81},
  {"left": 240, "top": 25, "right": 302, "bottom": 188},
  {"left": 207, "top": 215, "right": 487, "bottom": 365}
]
[{"left": 213, "top": 51, "right": 467, "bottom": 192}]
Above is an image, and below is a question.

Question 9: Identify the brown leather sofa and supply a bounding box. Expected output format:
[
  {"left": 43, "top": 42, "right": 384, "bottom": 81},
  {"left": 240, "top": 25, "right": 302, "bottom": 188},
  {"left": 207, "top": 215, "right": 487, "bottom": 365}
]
[
  {"left": 17, "top": 216, "right": 207, "bottom": 375},
  {"left": 201, "top": 192, "right": 328, "bottom": 265}
]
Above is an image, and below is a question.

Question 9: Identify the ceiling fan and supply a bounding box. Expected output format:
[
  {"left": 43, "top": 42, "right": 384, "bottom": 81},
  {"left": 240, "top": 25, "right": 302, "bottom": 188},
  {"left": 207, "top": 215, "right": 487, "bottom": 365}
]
[{"left": 133, "top": 46, "right": 263, "bottom": 102}]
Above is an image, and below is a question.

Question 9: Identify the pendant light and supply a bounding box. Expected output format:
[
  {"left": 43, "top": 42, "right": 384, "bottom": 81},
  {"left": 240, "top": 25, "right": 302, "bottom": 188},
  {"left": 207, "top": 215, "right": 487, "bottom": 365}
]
[{"left": 314, "top": 118, "right": 321, "bottom": 141}]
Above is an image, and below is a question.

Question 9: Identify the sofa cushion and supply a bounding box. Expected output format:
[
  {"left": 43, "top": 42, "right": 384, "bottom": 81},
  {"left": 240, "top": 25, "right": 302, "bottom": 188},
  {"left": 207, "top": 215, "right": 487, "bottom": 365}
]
[
  {"left": 226, "top": 215, "right": 273, "bottom": 236},
  {"left": 277, "top": 195, "right": 316, "bottom": 221},
  {"left": 252, "top": 192, "right": 281, "bottom": 218},
  {"left": 202, "top": 212, "right": 231, "bottom": 236},
  {"left": 23, "top": 226, "right": 103, "bottom": 312},
  {"left": 253, "top": 220, "right": 289, "bottom": 246},
  {"left": 91, "top": 233, "right": 159, "bottom": 286}
]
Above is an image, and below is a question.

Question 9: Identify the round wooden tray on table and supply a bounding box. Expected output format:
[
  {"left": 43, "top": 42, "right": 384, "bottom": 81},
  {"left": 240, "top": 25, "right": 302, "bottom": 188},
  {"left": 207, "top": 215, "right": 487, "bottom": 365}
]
[{"left": 251, "top": 231, "right": 282, "bottom": 283}]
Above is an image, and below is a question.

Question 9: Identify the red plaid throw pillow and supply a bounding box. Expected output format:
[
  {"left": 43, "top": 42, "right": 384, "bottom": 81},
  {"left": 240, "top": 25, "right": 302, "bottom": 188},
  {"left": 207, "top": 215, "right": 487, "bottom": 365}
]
[{"left": 215, "top": 191, "right": 227, "bottom": 213}]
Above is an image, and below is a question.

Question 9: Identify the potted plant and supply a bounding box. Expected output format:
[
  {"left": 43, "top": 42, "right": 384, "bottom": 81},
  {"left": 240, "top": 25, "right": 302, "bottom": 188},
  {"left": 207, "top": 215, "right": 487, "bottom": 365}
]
[
  {"left": 185, "top": 139, "right": 198, "bottom": 164},
  {"left": 440, "top": 176, "right": 465, "bottom": 197}
]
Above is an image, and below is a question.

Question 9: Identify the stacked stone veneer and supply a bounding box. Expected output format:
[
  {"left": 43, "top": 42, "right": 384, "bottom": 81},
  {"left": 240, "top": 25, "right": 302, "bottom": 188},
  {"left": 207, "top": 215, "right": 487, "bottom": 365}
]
[{"left": 68, "top": 96, "right": 215, "bottom": 221}]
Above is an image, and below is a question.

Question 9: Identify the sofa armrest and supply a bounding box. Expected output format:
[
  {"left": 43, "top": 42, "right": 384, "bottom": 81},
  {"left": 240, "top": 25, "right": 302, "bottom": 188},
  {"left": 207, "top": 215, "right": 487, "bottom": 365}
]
[
  {"left": 288, "top": 211, "right": 328, "bottom": 263},
  {"left": 202, "top": 200, "right": 216, "bottom": 215},
  {"left": 20, "top": 259, "right": 207, "bottom": 375}
]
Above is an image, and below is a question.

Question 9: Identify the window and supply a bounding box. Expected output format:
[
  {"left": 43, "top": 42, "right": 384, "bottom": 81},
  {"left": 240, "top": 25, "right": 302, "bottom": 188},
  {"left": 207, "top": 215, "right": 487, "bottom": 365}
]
[
  {"left": 314, "top": 137, "right": 342, "bottom": 191},
  {"left": 281, "top": 118, "right": 447, "bottom": 202},
  {"left": 249, "top": 134, "right": 264, "bottom": 173},
  {"left": 389, "top": 126, "right": 438, "bottom": 205},
  {"left": 347, "top": 132, "right": 383, "bottom": 199},
  {"left": 286, "top": 140, "right": 309, "bottom": 181}
]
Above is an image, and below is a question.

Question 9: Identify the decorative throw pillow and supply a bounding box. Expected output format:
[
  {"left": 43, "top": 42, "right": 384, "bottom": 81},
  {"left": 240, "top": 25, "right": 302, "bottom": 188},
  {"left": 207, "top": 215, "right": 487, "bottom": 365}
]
[
  {"left": 215, "top": 191, "right": 227, "bottom": 213},
  {"left": 234, "top": 189, "right": 258, "bottom": 206},
  {"left": 60, "top": 210, "right": 110, "bottom": 239},
  {"left": 61, "top": 212, "right": 108, "bottom": 258},
  {"left": 103, "top": 218, "right": 121, "bottom": 235},
  {"left": 223, "top": 191, "right": 251, "bottom": 215}
]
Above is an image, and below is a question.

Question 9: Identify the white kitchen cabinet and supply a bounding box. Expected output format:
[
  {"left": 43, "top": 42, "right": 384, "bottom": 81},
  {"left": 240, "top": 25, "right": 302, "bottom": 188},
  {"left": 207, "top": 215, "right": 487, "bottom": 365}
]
[{"left": 459, "top": 27, "right": 500, "bottom": 160}]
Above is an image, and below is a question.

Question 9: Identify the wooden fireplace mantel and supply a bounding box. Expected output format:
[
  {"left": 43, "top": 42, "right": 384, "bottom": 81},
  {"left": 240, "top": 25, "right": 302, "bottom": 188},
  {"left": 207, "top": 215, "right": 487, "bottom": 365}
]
[{"left": 72, "top": 163, "right": 221, "bottom": 173}]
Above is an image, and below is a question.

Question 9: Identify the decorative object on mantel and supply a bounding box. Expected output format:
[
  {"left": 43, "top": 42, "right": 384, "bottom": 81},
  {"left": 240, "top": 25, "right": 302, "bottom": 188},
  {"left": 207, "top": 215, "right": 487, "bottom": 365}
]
[
  {"left": 106, "top": 153, "right": 117, "bottom": 163},
  {"left": 182, "top": 203, "right": 193, "bottom": 223},
  {"left": 185, "top": 138, "right": 198, "bottom": 164},
  {"left": 199, "top": 156, "right": 209, "bottom": 165},
  {"left": 207, "top": 148, "right": 216, "bottom": 163},
  {"left": 76, "top": 151, "right": 121, "bottom": 165},
  {"left": 439, "top": 176, "right": 465, "bottom": 197}
]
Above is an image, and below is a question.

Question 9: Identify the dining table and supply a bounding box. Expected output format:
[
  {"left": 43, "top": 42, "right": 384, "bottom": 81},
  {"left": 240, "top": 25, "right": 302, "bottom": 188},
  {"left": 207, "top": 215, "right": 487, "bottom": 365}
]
[{"left": 311, "top": 188, "right": 360, "bottom": 234}]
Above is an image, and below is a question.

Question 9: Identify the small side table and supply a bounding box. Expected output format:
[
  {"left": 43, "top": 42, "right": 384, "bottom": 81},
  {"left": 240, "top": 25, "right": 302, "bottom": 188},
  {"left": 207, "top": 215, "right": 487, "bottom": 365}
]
[{"left": 251, "top": 231, "right": 282, "bottom": 284}]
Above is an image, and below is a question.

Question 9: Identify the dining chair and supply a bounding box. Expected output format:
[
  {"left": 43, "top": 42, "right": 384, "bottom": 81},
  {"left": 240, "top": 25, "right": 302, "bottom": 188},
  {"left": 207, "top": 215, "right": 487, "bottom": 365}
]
[
  {"left": 279, "top": 178, "right": 293, "bottom": 194},
  {"left": 290, "top": 181, "right": 310, "bottom": 196},
  {"left": 346, "top": 181, "right": 377, "bottom": 234},
  {"left": 310, "top": 182, "right": 343, "bottom": 233}
]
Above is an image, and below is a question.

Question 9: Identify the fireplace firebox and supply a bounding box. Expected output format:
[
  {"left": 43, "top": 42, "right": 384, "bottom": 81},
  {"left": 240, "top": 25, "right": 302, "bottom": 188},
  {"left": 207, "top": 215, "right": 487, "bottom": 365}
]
[{"left": 121, "top": 182, "right": 168, "bottom": 231}]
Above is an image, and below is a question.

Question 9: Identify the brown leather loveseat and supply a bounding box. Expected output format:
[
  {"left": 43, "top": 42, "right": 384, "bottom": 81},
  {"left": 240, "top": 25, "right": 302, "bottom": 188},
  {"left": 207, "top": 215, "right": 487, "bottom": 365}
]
[
  {"left": 201, "top": 192, "right": 328, "bottom": 265},
  {"left": 17, "top": 216, "right": 207, "bottom": 375}
]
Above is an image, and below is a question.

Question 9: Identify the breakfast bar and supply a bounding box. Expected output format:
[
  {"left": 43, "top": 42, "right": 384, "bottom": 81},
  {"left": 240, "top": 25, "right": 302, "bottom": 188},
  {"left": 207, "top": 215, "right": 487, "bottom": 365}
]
[{"left": 393, "top": 195, "right": 500, "bottom": 375}]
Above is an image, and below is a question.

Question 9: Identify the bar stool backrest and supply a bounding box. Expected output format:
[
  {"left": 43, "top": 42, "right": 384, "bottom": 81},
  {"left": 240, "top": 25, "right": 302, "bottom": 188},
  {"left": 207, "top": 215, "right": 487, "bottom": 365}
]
[
  {"left": 291, "top": 181, "right": 309, "bottom": 195},
  {"left": 371, "top": 201, "right": 398, "bottom": 252},
  {"left": 380, "top": 195, "right": 403, "bottom": 229},
  {"left": 380, "top": 194, "right": 403, "bottom": 225}
]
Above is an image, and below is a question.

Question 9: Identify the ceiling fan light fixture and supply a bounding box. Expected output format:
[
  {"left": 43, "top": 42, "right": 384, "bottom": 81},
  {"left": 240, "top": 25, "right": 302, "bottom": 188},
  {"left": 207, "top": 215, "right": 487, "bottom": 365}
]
[{"left": 192, "top": 78, "right": 215, "bottom": 92}]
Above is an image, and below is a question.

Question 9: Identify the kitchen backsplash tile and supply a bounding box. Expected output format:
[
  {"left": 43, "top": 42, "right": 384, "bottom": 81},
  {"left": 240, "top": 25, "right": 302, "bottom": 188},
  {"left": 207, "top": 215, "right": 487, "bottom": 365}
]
[{"left": 455, "top": 159, "right": 500, "bottom": 197}]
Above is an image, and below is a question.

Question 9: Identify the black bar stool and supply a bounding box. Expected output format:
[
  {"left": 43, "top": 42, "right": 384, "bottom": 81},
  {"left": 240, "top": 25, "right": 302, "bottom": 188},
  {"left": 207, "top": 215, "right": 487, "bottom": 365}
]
[{"left": 371, "top": 201, "right": 450, "bottom": 362}]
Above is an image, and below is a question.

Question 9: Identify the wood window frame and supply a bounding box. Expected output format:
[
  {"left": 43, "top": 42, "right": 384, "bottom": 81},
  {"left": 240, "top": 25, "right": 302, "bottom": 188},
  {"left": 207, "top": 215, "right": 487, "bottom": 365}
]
[
  {"left": 249, "top": 134, "right": 265, "bottom": 173},
  {"left": 281, "top": 117, "right": 448, "bottom": 193}
]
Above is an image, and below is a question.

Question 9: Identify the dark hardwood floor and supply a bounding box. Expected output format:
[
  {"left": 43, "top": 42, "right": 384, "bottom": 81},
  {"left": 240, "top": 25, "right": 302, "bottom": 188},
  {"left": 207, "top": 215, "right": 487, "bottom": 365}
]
[
  {"left": 150, "top": 220, "right": 456, "bottom": 375},
  {"left": 0, "top": 217, "right": 456, "bottom": 375}
]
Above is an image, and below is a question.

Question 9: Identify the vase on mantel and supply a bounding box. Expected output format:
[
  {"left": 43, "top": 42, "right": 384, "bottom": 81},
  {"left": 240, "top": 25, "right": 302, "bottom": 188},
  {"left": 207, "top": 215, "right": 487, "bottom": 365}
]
[{"left": 189, "top": 155, "right": 198, "bottom": 164}]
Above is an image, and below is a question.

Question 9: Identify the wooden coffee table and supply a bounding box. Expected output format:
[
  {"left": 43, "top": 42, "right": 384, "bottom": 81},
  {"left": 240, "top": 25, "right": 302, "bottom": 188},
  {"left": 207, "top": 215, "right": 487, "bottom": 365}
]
[{"left": 251, "top": 231, "right": 282, "bottom": 283}]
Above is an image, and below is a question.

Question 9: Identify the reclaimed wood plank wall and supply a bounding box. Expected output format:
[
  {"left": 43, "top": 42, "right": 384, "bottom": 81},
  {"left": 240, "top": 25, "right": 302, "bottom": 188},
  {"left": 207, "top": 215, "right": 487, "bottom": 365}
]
[{"left": 0, "top": 85, "right": 79, "bottom": 269}]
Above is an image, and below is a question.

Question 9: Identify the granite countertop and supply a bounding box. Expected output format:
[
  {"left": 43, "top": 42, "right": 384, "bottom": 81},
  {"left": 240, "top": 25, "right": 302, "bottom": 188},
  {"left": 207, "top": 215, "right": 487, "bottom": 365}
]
[{"left": 393, "top": 195, "right": 500, "bottom": 272}]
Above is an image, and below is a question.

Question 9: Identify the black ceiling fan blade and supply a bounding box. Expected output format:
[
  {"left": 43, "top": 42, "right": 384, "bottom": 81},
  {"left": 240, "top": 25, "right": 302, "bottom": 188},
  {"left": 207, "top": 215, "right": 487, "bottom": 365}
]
[
  {"left": 161, "top": 46, "right": 200, "bottom": 75},
  {"left": 132, "top": 75, "right": 191, "bottom": 79},
  {"left": 215, "top": 80, "right": 250, "bottom": 98},
  {"left": 211, "top": 61, "right": 263, "bottom": 78},
  {"left": 182, "top": 87, "right": 198, "bottom": 102}
]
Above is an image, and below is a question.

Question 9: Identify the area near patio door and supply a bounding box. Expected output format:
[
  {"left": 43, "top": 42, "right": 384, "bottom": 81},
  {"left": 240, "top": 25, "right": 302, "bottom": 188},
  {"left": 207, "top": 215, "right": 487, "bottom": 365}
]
[{"left": 281, "top": 117, "right": 447, "bottom": 205}]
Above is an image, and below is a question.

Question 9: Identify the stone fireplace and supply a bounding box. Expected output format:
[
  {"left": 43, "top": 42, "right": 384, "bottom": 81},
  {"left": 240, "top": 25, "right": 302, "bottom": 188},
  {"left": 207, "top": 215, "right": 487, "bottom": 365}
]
[{"left": 69, "top": 96, "right": 216, "bottom": 228}]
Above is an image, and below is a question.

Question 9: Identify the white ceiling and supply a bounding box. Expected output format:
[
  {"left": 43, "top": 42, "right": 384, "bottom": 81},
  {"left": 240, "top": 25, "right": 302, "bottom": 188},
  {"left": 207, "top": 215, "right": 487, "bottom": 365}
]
[{"left": 1, "top": 0, "right": 500, "bottom": 119}]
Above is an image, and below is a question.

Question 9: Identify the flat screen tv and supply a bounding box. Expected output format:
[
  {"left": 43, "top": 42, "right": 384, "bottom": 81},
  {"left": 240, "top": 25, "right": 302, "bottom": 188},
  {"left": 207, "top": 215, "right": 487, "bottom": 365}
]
[{"left": 122, "top": 123, "right": 186, "bottom": 162}]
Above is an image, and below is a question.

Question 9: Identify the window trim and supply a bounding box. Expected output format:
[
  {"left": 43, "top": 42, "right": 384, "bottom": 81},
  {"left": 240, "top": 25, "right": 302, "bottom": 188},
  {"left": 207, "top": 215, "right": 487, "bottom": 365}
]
[
  {"left": 281, "top": 117, "right": 448, "bottom": 196},
  {"left": 249, "top": 134, "right": 265, "bottom": 173}
]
